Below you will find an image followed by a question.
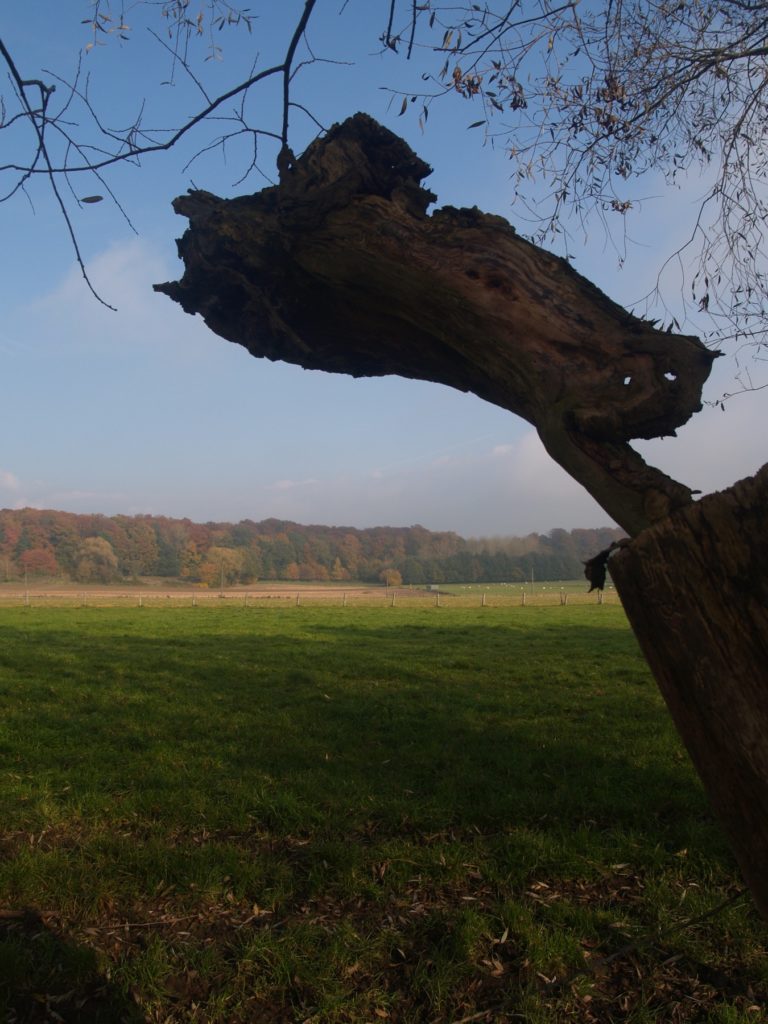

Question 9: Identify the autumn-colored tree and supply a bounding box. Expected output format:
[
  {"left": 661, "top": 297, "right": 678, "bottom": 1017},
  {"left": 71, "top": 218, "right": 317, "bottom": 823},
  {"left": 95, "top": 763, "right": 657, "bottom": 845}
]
[
  {"left": 74, "top": 537, "right": 119, "bottom": 583},
  {"left": 0, "top": 517, "right": 22, "bottom": 561},
  {"left": 379, "top": 567, "right": 403, "bottom": 588},
  {"left": 179, "top": 541, "right": 204, "bottom": 579},
  {"left": 198, "top": 545, "right": 244, "bottom": 587},
  {"left": 0, "top": 508, "right": 616, "bottom": 585},
  {"left": 112, "top": 517, "right": 161, "bottom": 576},
  {"left": 240, "top": 546, "right": 264, "bottom": 583},
  {"left": 18, "top": 547, "right": 59, "bottom": 578},
  {"left": 299, "top": 561, "right": 329, "bottom": 581},
  {"left": 330, "top": 557, "right": 350, "bottom": 581},
  {"left": 337, "top": 533, "right": 363, "bottom": 577}
]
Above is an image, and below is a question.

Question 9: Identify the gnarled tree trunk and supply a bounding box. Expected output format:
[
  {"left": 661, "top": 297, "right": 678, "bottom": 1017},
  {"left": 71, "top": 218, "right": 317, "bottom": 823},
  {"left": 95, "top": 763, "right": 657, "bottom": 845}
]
[
  {"left": 156, "top": 113, "right": 768, "bottom": 919},
  {"left": 610, "top": 467, "right": 768, "bottom": 916}
]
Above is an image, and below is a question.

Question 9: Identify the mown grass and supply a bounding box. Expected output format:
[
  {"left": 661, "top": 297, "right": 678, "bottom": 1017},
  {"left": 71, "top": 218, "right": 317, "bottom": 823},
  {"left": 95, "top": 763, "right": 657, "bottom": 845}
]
[{"left": 0, "top": 605, "right": 765, "bottom": 1023}]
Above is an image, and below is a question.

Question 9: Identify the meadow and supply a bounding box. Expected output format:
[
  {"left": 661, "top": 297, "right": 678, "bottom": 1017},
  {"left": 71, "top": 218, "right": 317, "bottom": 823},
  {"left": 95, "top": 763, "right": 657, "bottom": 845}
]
[{"left": 0, "top": 604, "right": 765, "bottom": 1023}]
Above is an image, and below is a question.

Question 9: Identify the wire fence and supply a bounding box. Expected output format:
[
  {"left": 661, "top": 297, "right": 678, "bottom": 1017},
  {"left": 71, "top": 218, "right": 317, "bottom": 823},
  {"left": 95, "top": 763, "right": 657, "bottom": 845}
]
[{"left": 0, "top": 584, "right": 621, "bottom": 610}]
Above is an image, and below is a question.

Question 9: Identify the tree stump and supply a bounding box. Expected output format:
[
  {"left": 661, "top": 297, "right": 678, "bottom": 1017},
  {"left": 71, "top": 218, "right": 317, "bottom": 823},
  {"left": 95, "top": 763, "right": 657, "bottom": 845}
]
[{"left": 611, "top": 465, "right": 768, "bottom": 918}]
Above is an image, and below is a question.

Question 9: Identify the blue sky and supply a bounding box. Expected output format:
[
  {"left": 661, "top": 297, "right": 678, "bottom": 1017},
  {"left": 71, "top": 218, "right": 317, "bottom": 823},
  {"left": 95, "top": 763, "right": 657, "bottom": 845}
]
[{"left": 1, "top": 2, "right": 764, "bottom": 536}]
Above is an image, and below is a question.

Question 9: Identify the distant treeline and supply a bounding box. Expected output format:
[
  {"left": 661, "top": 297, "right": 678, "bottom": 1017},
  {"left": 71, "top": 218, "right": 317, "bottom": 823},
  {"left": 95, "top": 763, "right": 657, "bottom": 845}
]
[{"left": 0, "top": 508, "right": 624, "bottom": 586}]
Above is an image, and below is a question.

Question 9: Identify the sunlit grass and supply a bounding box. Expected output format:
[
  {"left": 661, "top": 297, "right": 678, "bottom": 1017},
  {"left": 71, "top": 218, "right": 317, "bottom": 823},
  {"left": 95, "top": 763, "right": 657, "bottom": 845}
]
[{"left": 0, "top": 605, "right": 765, "bottom": 1022}]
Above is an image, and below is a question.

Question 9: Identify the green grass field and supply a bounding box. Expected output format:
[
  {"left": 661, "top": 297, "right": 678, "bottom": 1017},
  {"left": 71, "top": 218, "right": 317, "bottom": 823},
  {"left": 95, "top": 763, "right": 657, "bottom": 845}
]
[{"left": 0, "top": 605, "right": 765, "bottom": 1023}]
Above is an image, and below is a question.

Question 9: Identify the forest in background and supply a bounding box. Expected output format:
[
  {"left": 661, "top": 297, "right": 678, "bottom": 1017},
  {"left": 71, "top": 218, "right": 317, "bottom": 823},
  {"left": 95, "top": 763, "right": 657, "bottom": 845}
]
[{"left": 0, "top": 508, "right": 624, "bottom": 586}]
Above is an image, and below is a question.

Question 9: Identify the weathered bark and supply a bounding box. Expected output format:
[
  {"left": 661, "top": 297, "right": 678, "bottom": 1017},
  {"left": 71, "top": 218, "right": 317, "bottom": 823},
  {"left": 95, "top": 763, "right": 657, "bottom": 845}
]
[
  {"left": 610, "top": 466, "right": 768, "bottom": 919},
  {"left": 155, "top": 113, "right": 767, "bottom": 918},
  {"left": 155, "top": 114, "right": 717, "bottom": 538}
]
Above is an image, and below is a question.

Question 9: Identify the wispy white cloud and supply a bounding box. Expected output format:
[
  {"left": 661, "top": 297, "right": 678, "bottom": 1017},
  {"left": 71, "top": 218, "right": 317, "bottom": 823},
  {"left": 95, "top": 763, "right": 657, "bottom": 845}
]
[
  {"left": 32, "top": 238, "right": 168, "bottom": 323},
  {"left": 16, "top": 237, "right": 215, "bottom": 366},
  {"left": 0, "top": 462, "right": 134, "bottom": 515},
  {"left": 0, "top": 469, "right": 20, "bottom": 492},
  {"left": 241, "top": 397, "right": 767, "bottom": 536},
  {"left": 266, "top": 478, "right": 320, "bottom": 492},
  {"left": 636, "top": 369, "right": 767, "bottom": 496},
  {"left": 491, "top": 444, "right": 516, "bottom": 457},
  {"left": 45, "top": 488, "right": 130, "bottom": 508},
  {"left": 243, "top": 430, "right": 611, "bottom": 536},
  {"left": 6, "top": 235, "right": 763, "bottom": 538},
  {"left": 1, "top": 483, "right": 131, "bottom": 515}
]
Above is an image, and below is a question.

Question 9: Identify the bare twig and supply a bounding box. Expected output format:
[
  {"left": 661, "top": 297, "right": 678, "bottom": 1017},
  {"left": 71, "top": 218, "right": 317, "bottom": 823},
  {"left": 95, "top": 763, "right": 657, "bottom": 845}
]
[{"left": 0, "top": 36, "right": 116, "bottom": 309}]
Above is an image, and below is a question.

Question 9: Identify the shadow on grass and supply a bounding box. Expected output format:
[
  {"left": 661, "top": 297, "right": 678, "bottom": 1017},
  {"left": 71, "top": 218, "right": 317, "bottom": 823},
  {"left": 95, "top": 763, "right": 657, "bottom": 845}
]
[
  {"left": 0, "top": 910, "right": 145, "bottom": 1023},
  {"left": 0, "top": 613, "right": 721, "bottom": 858},
  {"left": 0, "top": 611, "right": 763, "bottom": 1024}
]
